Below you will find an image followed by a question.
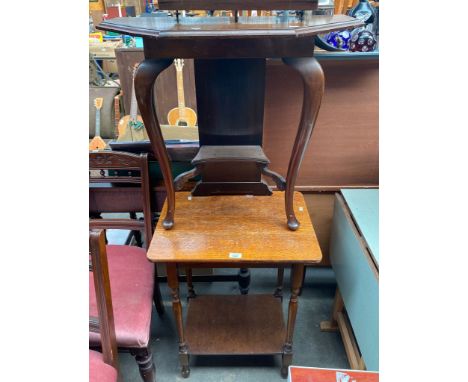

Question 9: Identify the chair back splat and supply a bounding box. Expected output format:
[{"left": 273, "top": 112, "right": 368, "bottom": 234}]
[{"left": 89, "top": 151, "right": 154, "bottom": 249}]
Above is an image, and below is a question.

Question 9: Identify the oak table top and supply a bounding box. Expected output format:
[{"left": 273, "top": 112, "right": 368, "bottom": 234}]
[{"left": 147, "top": 191, "right": 322, "bottom": 264}]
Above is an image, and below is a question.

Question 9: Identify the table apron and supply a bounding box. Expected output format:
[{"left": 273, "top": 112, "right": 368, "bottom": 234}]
[{"left": 152, "top": 261, "right": 315, "bottom": 268}]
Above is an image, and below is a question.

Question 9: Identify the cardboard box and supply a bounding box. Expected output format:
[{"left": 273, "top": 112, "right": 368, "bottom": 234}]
[{"left": 89, "top": 40, "right": 122, "bottom": 59}]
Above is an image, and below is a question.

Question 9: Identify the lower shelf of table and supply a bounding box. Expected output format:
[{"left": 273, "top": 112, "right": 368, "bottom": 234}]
[{"left": 185, "top": 294, "right": 286, "bottom": 355}]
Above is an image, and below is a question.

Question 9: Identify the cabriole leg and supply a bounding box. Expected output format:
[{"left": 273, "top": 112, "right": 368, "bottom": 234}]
[
  {"left": 135, "top": 59, "right": 176, "bottom": 230},
  {"left": 281, "top": 57, "right": 324, "bottom": 230}
]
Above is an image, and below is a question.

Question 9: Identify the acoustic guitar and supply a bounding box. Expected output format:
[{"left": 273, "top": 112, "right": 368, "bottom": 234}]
[
  {"left": 117, "top": 64, "right": 149, "bottom": 142},
  {"left": 167, "top": 59, "right": 197, "bottom": 127},
  {"left": 89, "top": 97, "right": 107, "bottom": 150}
]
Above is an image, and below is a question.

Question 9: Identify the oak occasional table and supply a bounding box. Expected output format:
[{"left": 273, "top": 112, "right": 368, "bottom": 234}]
[{"left": 147, "top": 191, "right": 322, "bottom": 377}]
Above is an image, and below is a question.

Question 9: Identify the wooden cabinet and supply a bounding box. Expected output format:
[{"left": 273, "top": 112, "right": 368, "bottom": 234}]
[{"left": 321, "top": 189, "right": 379, "bottom": 371}]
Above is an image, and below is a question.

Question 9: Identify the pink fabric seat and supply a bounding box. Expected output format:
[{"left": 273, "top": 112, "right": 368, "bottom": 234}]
[
  {"left": 89, "top": 350, "right": 118, "bottom": 382},
  {"left": 90, "top": 245, "right": 154, "bottom": 348}
]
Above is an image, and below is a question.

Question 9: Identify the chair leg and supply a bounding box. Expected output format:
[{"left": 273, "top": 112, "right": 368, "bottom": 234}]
[
  {"left": 153, "top": 265, "right": 165, "bottom": 316},
  {"left": 129, "top": 212, "right": 143, "bottom": 247},
  {"left": 298, "top": 266, "right": 306, "bottom": 296},
  {"left": 133, "top": 347, "right": 156, "bottom": 382}
]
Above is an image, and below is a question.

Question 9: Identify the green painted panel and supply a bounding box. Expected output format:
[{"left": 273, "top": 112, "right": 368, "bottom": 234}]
[
  {"left": 341, "top": 189, "right": 379, "bottom": 267},
  {"left": 330, "top": 196, "right": 379, "bottom": 371}
]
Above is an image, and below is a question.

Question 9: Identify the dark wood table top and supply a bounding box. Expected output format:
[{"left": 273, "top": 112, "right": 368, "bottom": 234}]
[{"left": 97, "top": 14, "right": 362, "bottom": 39}]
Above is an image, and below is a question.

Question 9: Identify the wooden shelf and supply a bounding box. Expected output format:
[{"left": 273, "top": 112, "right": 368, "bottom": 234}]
[
  {"left": 185, "top": 295, "right": 285, "bottom": 355},
  {"left": 192, "top": 145, "right": 269, "bottom": 165}
]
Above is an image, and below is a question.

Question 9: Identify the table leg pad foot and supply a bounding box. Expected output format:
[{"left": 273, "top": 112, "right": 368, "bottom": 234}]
[
  {"left": 287, "top": 218, "right": 300, "bottom": 231},
  {"left": 181, "top": 366, "right": 190, "bottom": 378},
  {"left": 162, "top": 219, "right": 174, "bottom": 230}
]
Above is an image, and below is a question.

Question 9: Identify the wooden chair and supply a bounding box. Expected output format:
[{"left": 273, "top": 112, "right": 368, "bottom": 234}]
[
  {"left": 89, "top": 150, "right": 164, "bottom": 313},
  {"left": 89, "top": 229, "right": 118, "bottom": 382},
  {"left": 89, "top": 151, "right": 161, "bottom": 382}
]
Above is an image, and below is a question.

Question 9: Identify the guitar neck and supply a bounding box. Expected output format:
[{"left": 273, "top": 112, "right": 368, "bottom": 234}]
[
  {"left": 176, "top": 69, "right": 186, "bottom": 111},
  {"left": 114, "top": 95, "right": 120, "bottom": 129},
  {"left": 95, "top": 109, "right": 101, "bottom": 137},
  {"left": 129, "top": 77, "right": 138, "bottom": 120}
]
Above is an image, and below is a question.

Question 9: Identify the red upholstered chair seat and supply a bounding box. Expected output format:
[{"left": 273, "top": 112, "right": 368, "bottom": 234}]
[
  {"left": 89, "top": 350, "right": 118, "bottom": 382},
  {"left": 90, "top": 245, "right": 154, "bottom": 348}
]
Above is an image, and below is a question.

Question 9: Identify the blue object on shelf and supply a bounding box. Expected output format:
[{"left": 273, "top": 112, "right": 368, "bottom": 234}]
[
  {"left": 103, "top": 34, "right": 122, "bottom": 41},
  {"left": 325, "top": 30, "right": 352, "bottom": 50},
  {"left": 135, "top": 37, "right": 144, "bottom": 48}
]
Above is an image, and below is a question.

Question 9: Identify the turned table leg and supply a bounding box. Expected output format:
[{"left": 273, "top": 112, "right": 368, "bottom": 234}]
[
  {"left": 167, "top": 264, "right": 190, "bottom": 378},
  {"left": 185, "top": 267, "right": 196, "bottom": 300},
  {"left": 281, "top": 57, "right": 324, "bottom": 231},
  {"left": 135, "top": 59, "right": 176, "bottom": 230},
  {"left": 274, "top": 266, "right": 285, "bottom": 300},
  {"left": 238, "top": 267, "right": 250, "bottom": 295},
  {"left": 281, "top": 264, "right": 305, "bottom": 378}
]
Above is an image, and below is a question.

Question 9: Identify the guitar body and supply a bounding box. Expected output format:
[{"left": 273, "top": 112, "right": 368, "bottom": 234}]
[
  {"left": 117, "top": 115, "right": 149, "bottom": 142},
  {"left": 167, "top": 107, "right": 197, "bottom": 127},
  {"left": 89, "top": 136, "right": 107, "bottom": 150},
  {"left": 168, "top": 59, "right": 198, "bottom": 127}
]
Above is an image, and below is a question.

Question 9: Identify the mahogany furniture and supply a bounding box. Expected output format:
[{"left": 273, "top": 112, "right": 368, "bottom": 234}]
[
  {"left": 111, "top": 52, "right": 379, "bottom": 268},
  {"left": 147, "top": 191, "right": 322, "bottom": 377},
  {"left": 112, "top": 51, "right": 379, "bottom": 192},
  {"left": 89, "top": 229, "right": 118, "bottom": 382},
  {"left": 97, "top": 2, "right": 363, "bottom": 231},
  {"left": 89, "top": 151, "right": 161, "bottom": 382},
  {"left": 89, "top": 150, "right": 164, "bottom": 314}
]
